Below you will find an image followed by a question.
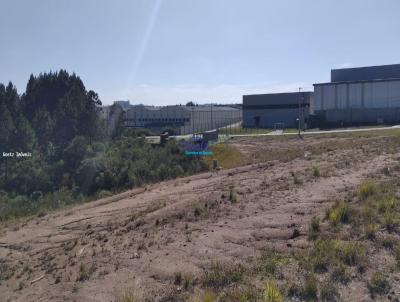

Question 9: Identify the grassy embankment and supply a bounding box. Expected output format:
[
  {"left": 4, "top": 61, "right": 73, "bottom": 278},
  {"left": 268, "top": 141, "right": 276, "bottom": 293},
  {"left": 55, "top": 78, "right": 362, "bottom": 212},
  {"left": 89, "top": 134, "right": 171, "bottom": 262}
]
[{"left": 204, "top": 143, "right": 248, "bottom": 170}]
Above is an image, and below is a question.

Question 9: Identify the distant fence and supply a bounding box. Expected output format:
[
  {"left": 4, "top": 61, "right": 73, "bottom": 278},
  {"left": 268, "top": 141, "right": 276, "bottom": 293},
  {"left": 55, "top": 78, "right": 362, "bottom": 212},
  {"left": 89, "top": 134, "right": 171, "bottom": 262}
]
[{"left": 123, "top": 104, "right": 243, "bottom": 135}]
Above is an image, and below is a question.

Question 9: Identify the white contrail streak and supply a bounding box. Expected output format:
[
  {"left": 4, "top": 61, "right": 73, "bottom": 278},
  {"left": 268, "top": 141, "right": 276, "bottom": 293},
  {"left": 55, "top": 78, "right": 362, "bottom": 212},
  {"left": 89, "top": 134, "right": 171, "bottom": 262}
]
[{"left": 123, "top": 0, "right": 162, "bottom": 98}]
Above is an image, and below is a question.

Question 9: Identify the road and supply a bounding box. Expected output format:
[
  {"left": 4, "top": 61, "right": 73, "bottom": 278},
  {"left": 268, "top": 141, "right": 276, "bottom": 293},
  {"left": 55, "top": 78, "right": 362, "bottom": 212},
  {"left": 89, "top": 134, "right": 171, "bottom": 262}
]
[{"left": 146, "top": 125, "right": 400, "bottom": 143}]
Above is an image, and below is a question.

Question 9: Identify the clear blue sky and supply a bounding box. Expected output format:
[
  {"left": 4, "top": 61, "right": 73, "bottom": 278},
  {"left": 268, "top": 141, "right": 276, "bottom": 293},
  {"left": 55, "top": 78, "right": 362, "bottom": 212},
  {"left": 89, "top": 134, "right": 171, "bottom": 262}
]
[{"left": 1, "top": 0, "right": 399, "bottom": 105}]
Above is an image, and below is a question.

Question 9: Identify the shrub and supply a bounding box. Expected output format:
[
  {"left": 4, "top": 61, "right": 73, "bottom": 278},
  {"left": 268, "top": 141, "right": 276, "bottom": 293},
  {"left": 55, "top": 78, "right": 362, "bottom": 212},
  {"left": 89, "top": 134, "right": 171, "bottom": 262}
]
[
  {"left": 320, "top": 282, "right": 339, "bottom": 302},
  {"left": 365, "top": 224, "right": 377, "bottom": 240},
  {"left": 312, "top": 254, "right": 329, "bottom": 273},
  {"left": 96, "top": 190, "right": 112, "bottom": 199},
  {"left": 117, "top": 292, "right": 140, "bottom": 302},
  {"left": 31, "top": 190, "right": 43, "bottom": 201},
  {"left": 0, "top": 259, "right": 15, "bottom": 281},
  {"left": 293, "top": 173, "right": 303, "bottom": 185},
  {"left": 77, "top": 264, "right": 89, "bottom": 282},
  {"left": 0, "top": 188, "right": 81, "bottom": 221},
  {"left": 229, "top": 186, "right": 237, "bottom": 203},
  {"left": 219, "top": 285, "right": 258, "bottom": 302},
  {"left": 382, "top": 166, "right": 391, "bottom": 176},
  {"left": 286, "top": 282, "right": 302, "bottom": 298},
  {"left": 358, "top": 180, "right": 377, "bottom": 200},
  {"left": 174, "top": 271, "right": 183, "bottom": 285},
  {"left": 202, "top": 262, "right": 244, "bottom": 289},
  {"left": 312, "top": 166, "right": 321, "bottom": 178},
  {"left": 327, "top": 201, "right": 350, "bottom": 226},
  {"left": 382, "top": 211, "right": 398, "bottom": 232},
  {"left": 193, "top": 204, "right": 203, "bottom": 217},
  {"left": 263, "top": 280, "right": 283, "bottom": 302},
  {"left": 361, "top": 205, "right": 375, "bottom": 224},
  {"left": 331, "top": 263, "right": 350, "bottom": 284},
  {"left": 337, "top": 242, "right": 364, "bottom": 266},
  {"left": 387, "top": 195, "right": 399, "bottom": 209},
  {"left": 394, "top": 247, "right": 400, "bottom": 269},
  {"left": 76, "top": 263, "right": 96, "bottom": 282},
  {"left": 302, "top": 275, "right": 318, "bottom": 301},
  {"left": 37, "top": 210, "right": 47, "bottom": 218},
  {"left": 173, "top": 271, "right": 192, "bottom": 289},
  {"left": 308, "top": 216, "right": 320, "bottom": 240},
  {"left": 261, "top": 257, "right": 278, "bottom": 277},
  {"left": 194, "top": 291, "right": 216, "bottom": 302},
  {"left": 310, "top": 239, "right": 333, "bottom": 273},
  {"left": 17, "top": 281, "right": 25, "bottom": 291},
  {"left": 92, "top": 142, "right": 105, "bottom": 153},
  {"left": 258, "top": 248, "right": 287, "bottom": 277},
  {"left": 381, "top": 236, "right": 396, "bottom": 250},
  {"left": 367, "top": 272, "right": 390, "bottom": 296},
  {"left": 377, "top": 198, "right": 388, "bottom": 213},
  {"left": 373, "top": 194, "right": 398, "bottom": 213},
  {"left": 310, "top": 240, "right": 364, "bottom": 271}
]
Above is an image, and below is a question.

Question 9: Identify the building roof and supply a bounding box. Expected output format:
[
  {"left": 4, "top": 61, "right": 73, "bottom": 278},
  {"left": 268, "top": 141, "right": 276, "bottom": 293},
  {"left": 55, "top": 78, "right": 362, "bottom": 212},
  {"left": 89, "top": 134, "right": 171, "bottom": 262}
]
[
  {"left": 331, "top": 64, "right": 400, "bottom": 82},
  {"left": 184, "top": 105, "right": 240, "bottom": 111},
  {"left": 313, "top": 77, "right": 400, "bottom": 86},
  {"left": 243, "top": 91, "right": 313, "bottom": 98},
  {"left": 126, "top": 104, "right": 240, "bottom": 113}
]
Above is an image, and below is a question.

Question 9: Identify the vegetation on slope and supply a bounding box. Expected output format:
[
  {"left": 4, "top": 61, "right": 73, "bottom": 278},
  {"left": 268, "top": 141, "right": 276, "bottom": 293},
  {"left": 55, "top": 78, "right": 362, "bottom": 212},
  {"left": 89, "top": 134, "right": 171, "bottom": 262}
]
[
  {"left": 127, "top": 175, "right": 400, "bottom": 301},
  {"left": 204, "top": 143, "right": 247, "bottom": 170},
  {"left": 0, "top": 71, "right": 207, "bottom": 221}
]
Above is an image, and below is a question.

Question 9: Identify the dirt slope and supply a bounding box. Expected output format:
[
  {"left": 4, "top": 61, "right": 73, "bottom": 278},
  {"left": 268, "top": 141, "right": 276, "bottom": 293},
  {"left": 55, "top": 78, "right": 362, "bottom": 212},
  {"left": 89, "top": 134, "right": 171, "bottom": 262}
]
[{"left": 1, "top": 133, "right": 399, "bottom": 301}]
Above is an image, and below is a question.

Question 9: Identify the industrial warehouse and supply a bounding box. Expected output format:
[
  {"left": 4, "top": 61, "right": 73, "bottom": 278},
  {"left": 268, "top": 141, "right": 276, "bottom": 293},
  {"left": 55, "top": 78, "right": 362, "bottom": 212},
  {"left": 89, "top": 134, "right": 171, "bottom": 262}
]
[
  {"left": 100, "top": 63, "right": 400, "bottom": 134},
  {"left": 313, "top": 64, "right": 400, "bottom": 127},
  {"left": 242, "top": 92, "right": 313, "bottom": 129},
  {"left": 242, "top": 64, "right": 400, "bottom": 130},
  {"left": 124, "top": 104, "right": 242, "bottom": 135}
]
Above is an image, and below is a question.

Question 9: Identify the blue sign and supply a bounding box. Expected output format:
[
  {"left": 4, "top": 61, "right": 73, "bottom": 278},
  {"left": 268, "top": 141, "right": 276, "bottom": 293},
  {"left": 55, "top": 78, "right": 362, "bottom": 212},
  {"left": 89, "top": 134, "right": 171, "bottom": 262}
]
[{"left": 180, "top": 136, "right": 213, "bottom": 156}]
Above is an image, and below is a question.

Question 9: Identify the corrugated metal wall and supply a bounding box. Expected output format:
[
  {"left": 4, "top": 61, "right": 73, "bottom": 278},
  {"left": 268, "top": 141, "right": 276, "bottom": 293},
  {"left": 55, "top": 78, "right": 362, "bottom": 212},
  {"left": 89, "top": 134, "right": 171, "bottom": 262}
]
[
  {"left": 314, "top": 80, "right": 400, "bottom": 110},
  {"left": 124, "top": 105, "right": 242, "bottom": 134},
  {"left": 314, "top": 79, "right": 400, "bottom": 125}
]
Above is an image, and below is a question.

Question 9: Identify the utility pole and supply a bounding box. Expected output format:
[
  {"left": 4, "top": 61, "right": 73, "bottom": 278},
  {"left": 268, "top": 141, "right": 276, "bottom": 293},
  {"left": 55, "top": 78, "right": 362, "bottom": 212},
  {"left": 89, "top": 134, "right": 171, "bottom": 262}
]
[
  {"left": 191, "top": 106, "right": 194, "bottom": 136},
  {"left": 211, "top": 103, "right": 213, "bottom": 131},
  {"left": 298, "top": 87, "right": 302, "bottom": 138}
]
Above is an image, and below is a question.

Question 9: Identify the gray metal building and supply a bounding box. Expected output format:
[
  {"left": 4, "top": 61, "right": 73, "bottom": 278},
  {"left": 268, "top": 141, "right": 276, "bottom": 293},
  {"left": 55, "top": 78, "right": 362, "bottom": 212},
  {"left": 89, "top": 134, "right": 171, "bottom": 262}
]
[
  {"left": 242, "top": 92, "right": 313, "bottom": 129},
  {"left": 113, "top": 100, "right": 132, "bottom": 110},
  {"left": 314, "top": 64, "right": 400, "bottom": 126},
  {"left": 124, "top": 104, "right": 242, "bottom": 135},
  {"left": 331, "top": 64, "right": 400, "bottom": 82}
]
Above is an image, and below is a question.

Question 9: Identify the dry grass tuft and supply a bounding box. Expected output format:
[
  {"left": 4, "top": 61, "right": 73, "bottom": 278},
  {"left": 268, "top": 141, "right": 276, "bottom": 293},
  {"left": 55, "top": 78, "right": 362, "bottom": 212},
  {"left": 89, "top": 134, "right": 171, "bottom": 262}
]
[
  {"left": 205, "top": 143, "right": 247, "bottom": 170},
  {"left": 263, "top": 279, "right": 283, "bottom": 302}
]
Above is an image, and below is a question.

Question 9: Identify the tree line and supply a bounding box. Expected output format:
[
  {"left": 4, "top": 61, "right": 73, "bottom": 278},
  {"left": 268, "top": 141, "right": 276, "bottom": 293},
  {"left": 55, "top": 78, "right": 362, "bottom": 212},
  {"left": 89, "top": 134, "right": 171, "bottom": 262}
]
[{"left": 0, "top": 70, "right": 207, "bottom": 220}]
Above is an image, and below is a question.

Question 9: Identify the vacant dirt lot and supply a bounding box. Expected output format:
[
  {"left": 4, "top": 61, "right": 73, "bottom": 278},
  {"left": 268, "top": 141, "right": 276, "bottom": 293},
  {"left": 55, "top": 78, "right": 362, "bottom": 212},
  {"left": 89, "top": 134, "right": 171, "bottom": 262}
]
[{"left": 1, "top": 130, "right": 400, "bottom": 301}]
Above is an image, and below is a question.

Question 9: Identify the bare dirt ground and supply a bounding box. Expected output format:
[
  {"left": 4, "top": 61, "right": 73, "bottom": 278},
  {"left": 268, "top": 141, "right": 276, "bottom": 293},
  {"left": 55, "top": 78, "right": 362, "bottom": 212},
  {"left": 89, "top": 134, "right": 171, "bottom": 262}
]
[{"left": 1, "top": 131, "right": 400, "bottom": 301}]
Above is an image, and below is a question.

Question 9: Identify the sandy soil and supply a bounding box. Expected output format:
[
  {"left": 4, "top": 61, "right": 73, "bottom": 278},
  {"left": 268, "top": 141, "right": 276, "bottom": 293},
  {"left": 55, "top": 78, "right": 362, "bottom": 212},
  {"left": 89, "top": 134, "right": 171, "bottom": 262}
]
[{"left": 1, "top": 132, "right": 399, "bottom": 301}]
